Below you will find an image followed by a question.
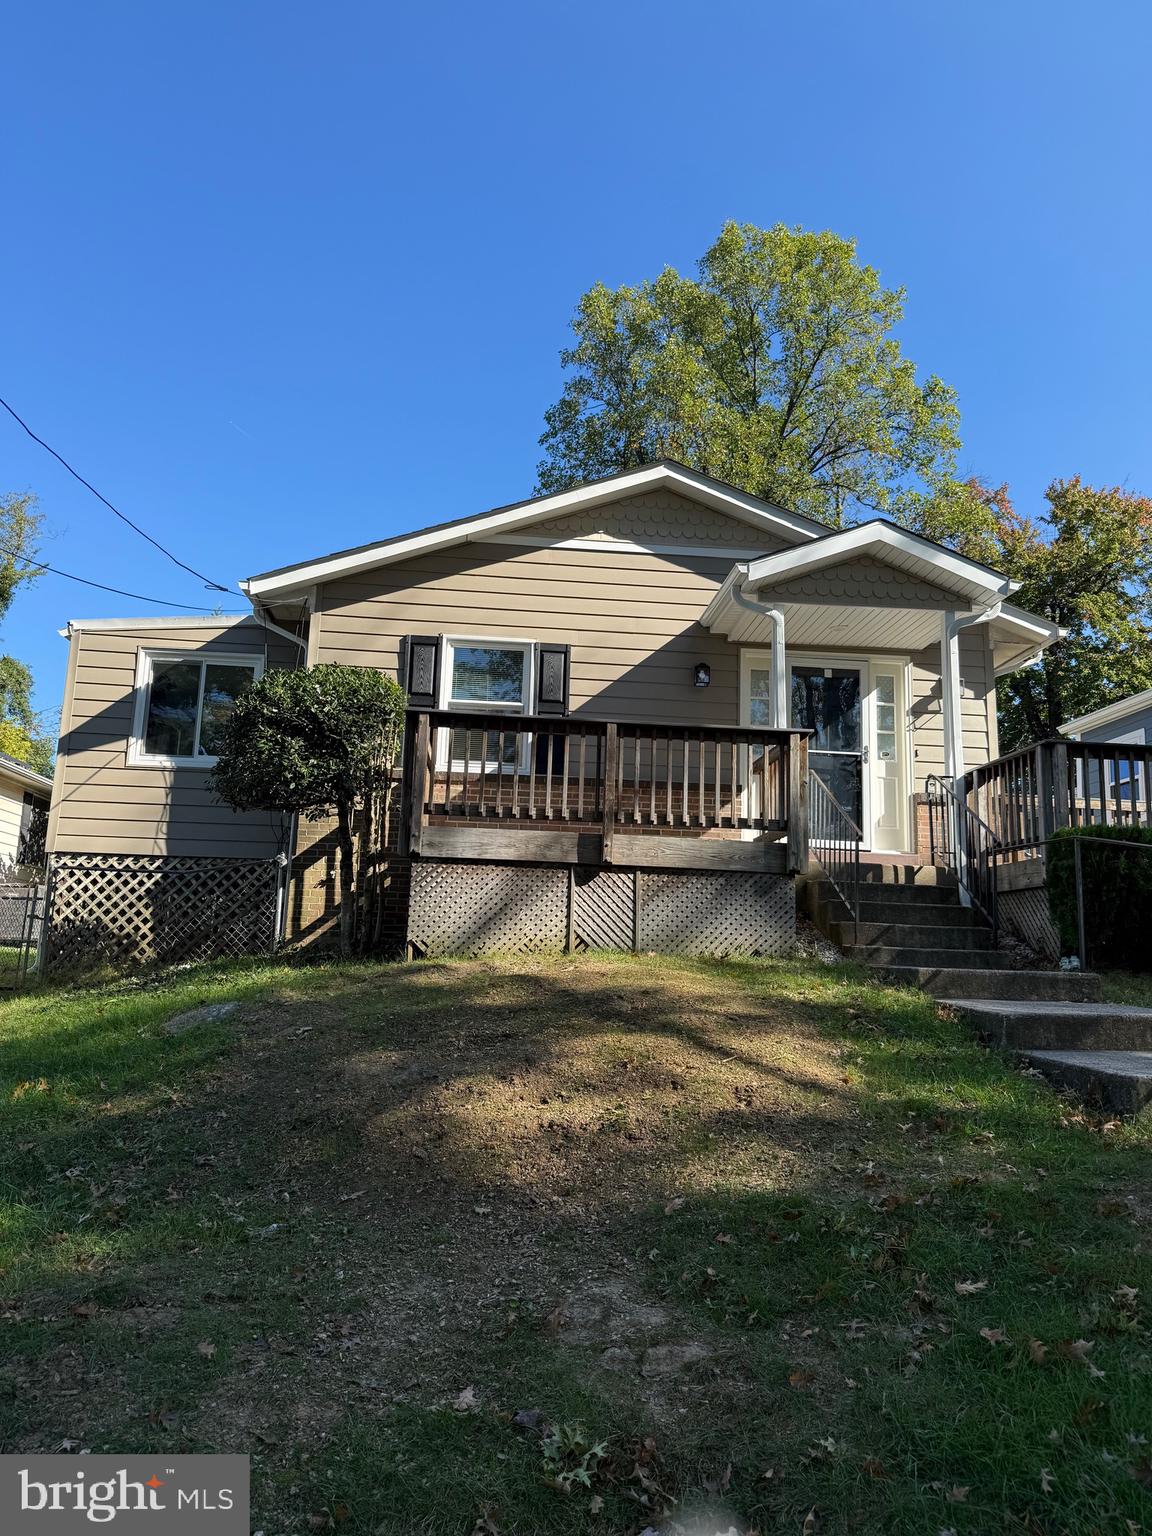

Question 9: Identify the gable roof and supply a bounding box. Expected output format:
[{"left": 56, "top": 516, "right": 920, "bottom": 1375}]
[
  {"left": 241, "top": 461, "right": 829, "bottom": 600},
  {"left": 0, "top": 752, "right": 52, "bottom": 797},
  {"left": 741, "top": 519, "right": 1021, "bottom": 607},
  {"left": 1060, "top": 687, "right": 1152, "bottom": 737}
]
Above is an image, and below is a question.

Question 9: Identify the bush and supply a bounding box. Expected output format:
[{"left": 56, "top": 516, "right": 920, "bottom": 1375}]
[{"left": 1047, "top": 824, "right": 1152, "bottom": 969}]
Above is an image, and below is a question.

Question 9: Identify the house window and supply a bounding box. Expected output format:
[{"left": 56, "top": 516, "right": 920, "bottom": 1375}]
[
  {"left": 440, "top": 638, "right": 533, "bottom": 770},
  {"left": 131, "top": 652, "right": 263, "bottom": 766}
]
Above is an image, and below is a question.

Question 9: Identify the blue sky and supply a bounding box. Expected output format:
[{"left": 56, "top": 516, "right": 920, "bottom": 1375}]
[{"left": 2, "top": 0, "right": 1149, "bottom": 718}]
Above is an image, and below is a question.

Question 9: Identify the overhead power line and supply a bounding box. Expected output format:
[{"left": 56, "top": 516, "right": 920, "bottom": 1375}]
[
  {"left": 0, "top": 393, "right": 233, "bottom": 593},
  {"left": 0, "top": 541, "right": 228, "bottom": 612}
]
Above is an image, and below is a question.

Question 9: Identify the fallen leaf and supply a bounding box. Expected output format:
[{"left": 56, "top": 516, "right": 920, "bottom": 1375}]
[
  {"left": 588, "top": 1494, "right": 603, "bottom": 1515},
  {"left": 663, "top": 1196, "right": 685, "bottom": 1214},
  {"left": 954, "top": 1279, "right": 988, "bottom": 1296},
  {"left": 947, "top": 1486, "right": 970, "bottom": 1503},
  {"left": 1028, "top": 1338, "right": 1049, "bottom": 1365},
  {"left": 453, "top": 1386, "right": 479, "bottom": 1412},
  {"left": 789, "top": 1370, "right": 816, "bottom": 1389},
  {"left": 1128, "top": 1458, "right": 1152, "bottom": 1489},
  {"left": 1040, "top": 1468, "right": 1055, "bottom": 1493},
  {"left": 802, "top": 1508, "right": 820, "bottom": 1534},
  {"left": 979, "top": 1327, "right": 1006, "bottom": 1346},
  {"left": 715, "top": 1232, "right": 734, "bottom": 1245},
  {"left": 1057, "top": 1338, "right": 1095, "bottom": 1361},
  {"left": 1114, "top": 1284, "right": 1139, "bottom": 1306},
  {"left": 338, "top": 1190, "right": 366, "bottom": 1203},
  {"left": 861, "top": 1458, "right": 887, "bottom": 1478},
  {"left": 196, "top": 1340, "right": 217, "bottom": 1359}
]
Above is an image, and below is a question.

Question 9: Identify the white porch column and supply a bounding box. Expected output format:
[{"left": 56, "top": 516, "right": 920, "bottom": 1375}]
[
  {"left": 940, "top": 611, "right": 965, "bottom": 782},
  {"left": 769, "top": 608, "right": 788, "bottom": 729}
]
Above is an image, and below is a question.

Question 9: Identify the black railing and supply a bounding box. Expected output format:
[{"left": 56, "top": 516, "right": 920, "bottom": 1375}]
[
  {"left": 808, "top": 770, "right": 862, "bottom": 945},
  {"left": 926, "top": 773, "right": 1000, "bottom": 939}
]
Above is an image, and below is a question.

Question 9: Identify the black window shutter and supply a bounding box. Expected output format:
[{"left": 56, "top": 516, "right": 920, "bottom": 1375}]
[
  {"left": 404, "top": 635, "right": 442, "bottom": 708},
  {"left": 535, "top": 643, "right": 570, "bottom": 716}
]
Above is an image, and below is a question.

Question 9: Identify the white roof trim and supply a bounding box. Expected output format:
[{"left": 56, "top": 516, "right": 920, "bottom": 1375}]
[
  {"left": 1060, "top": 687, "right": 1152, "bottom": 737},
  {"left": 988, "top": 603, "right": 1064, "bottom": 677},
  {"left": 242, "top": 463, "right": 826, "bottom": 599},
  {"left": 61, "top": 613, "right": 303, "bottom": 649},
  {"left": 743, "top": 520, "right": 1020, "bottom": 600},
  {"left": 0, "top": 756, "right": 53, "bottom": 795},
  {"left": 64, "top": 614, "right": 255, "bottom": 634}
]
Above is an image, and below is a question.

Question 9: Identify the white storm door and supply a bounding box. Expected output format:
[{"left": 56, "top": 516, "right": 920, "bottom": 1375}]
[
  {"left": 867, "top": 665, "right": 909, "bottom": 854},
  {"left": 789, "top": 659, "right": 870, "bottom": 848}
]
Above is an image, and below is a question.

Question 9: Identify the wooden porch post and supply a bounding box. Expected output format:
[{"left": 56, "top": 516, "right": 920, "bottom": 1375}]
[{"left": 786, "top": 733, "right": 809, "bottom": 873}]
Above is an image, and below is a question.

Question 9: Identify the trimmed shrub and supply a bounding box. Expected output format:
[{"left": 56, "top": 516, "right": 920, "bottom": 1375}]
[{"left": 1047, "top": 824, "right": 1152, "bottom": 969}]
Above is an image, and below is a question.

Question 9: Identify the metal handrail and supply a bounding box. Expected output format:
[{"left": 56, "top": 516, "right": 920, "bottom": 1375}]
[
  {"left": 926, "top": 773, "right": 1000, "bottom": 938},
  {"left": 808, "top": 769, "right": 862, "bottom": 946}
]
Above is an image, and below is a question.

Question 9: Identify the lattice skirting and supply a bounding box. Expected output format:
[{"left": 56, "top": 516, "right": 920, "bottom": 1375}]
[
  {"left": 408, "top": 862, "right": 795, "bottom": 959},
  {"left": 44, "top": 854, "right": 282, "bottom": 972},
  {"left": 999, "top": 885, "right": 1061, "bottom": 962}
]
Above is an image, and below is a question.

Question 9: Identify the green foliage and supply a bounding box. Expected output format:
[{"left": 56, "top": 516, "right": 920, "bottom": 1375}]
[
  {"left": 0, "top": 495, "right": 51, "bottom": 771},
  {"left": 989, "top": 478, "right": 1152, "bottom": 750},
  {"left": 210, "top": 663, "right": 404, "bottom": 819},
  {"left": 1047, "top": 824, "right": 1152, "bottom": 968},
  {"left": 538, "top": 221, "right": 984, "bottom": 534},
  {"left": 211, "top": 664, "right": 406, "bottom": 955}
]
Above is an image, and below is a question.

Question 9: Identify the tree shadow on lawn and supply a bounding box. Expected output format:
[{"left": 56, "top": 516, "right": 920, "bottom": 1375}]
[{"left": 4, "top": 953, "right": 1150, "bottom": 1534}]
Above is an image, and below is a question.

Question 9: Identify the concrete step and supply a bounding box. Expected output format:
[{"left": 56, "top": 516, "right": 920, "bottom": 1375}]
[
  {"left": 855, "top": 945, "right": 1017, "bottom": 970},
  {"left": 858, "top": 864, "right": 957, "bottom": 887},
  {"left": 948, "top": 999, "right": 1152, "bottom": 1051},
  {"left": 1022, "top": 1049, "right": 1152, "bottom": 1115},
  {"left": 834, "top": 921, "right": 998, "bottom": 951},
  {"left": 810, "top": 881, "right": 963, "bottom": 914},
  {"left": 875, "top": 966, "right": 1103, "bottom": 1002},
  {"left": 853, "top": 899, "right": 983, "bottom": 927}
]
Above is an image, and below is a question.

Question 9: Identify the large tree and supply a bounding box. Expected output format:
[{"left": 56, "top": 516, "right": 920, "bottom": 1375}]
[
  {"left": 986, "top": 477, "right": 1152, "bottom": 751},
  {"left": 0, "top": 494, "right": 51, "bottom": 773},
  {"left": 538, "top": 221, "right": 985, "bottom": 535}
]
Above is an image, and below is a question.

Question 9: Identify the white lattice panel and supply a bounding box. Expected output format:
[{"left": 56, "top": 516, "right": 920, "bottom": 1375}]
[
  {"left": 407, "top": 863, "right": 568, "bottom": 956},
  {"left": 637, "top": 872, "right": 794, "bottom": 957},
  {"left": 572, "top": 869, "right": 635, "bottom": 951}
]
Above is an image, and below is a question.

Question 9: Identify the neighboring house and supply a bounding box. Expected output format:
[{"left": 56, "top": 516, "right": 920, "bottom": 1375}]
[
  {"left": 0, "top": 753, "right": 52, "bottom": 871},
  {"left": 1060, "top": 689, "right": 1152, "bottom": 747},
  {"left": 44, "top": 461, "right": 1067, "bottom": 965}
]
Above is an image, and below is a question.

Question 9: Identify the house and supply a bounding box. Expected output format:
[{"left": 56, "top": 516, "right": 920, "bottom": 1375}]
[
  {"left": 46, "top": 461, "right": 1079, "bottom": 975},
  {"left": 1060, "top": 689, "right": 1152, "bottom": 747},
  {"left": 0, "top": 752, "right": 52, "bottom": 871}
]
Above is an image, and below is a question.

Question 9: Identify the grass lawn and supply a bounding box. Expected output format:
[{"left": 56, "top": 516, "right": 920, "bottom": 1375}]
[{"left": 2, "top": 953, "right": 1151, "bottom": 1535}]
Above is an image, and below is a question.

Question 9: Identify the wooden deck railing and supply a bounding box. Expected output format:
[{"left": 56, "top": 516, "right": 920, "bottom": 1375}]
[
  {"left": 402, "top": 710, "right": 810, "bottom": 872},
  {"left": 962, "top": 738, "right": 1152, "bottom": 860}
]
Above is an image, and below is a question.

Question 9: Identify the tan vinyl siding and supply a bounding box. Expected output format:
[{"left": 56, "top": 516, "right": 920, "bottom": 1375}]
[
  {"left": 315, "top": 541, "right": 763, "bottom": 724},
  {"left": 49, "top": 621, "right": 300, "bottom": 859},
  {"left": 908, "top": 629, "right": 996, "bottom": 789},
  {"left": 315, "top": 537, "right": 999, "bottom": 803}
]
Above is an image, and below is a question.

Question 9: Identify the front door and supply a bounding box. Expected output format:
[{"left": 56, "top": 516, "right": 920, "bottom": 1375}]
[{"left": 790, "top": 662, "right": 867, "bottom": 839}]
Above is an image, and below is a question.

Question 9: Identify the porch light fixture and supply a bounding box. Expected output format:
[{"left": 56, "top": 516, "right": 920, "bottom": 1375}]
[{"left": 694, "top": 662, "right": 711, "bottom": 688}]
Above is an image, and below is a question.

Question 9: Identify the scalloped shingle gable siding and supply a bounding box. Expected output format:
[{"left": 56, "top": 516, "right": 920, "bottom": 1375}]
[
  {"left": 758, "top": 554, "right": 957, "bottom": 607},
  {"left": 532, "top": 490, "right": 785, "bottom": 550}
]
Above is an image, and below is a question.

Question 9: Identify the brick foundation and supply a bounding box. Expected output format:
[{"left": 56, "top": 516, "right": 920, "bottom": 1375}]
[{"left": 286, "top": 793, "right": 411, "bottom": 954}]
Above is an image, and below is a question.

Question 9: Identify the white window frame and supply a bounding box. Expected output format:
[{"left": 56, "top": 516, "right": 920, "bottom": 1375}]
[
  {"left": 128, "top": 649, "right": 265, "bottom": 768},
  {"left": 436, "top": 635, "right": 536, "bottom": 772}
]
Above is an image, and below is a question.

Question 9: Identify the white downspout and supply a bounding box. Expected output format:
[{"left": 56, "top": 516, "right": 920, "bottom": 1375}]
[{"left": 731, "top": 578, "right": 787, "bottom": 728}]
